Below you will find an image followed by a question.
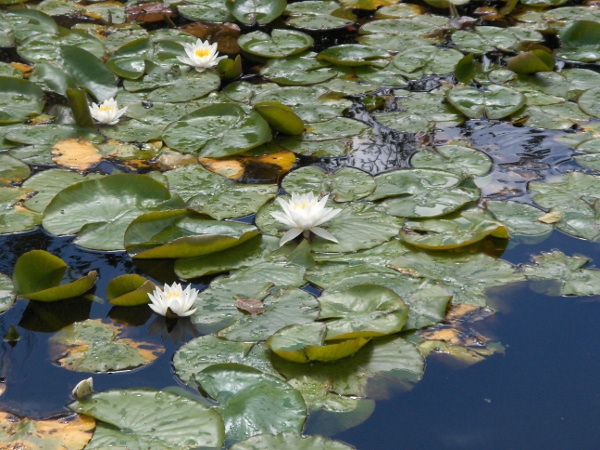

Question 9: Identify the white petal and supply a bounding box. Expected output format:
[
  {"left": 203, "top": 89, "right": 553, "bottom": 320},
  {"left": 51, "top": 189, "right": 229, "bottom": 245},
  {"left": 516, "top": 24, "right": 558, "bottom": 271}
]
[
  {"left": 310, "top": 226, "right": 339, "bottom": 243},
  {"left": 271, "top": 211, "right": 298, "bottom": 228},
  {"left": 279, "top": 228, "right": 303, "bottom": 246}
]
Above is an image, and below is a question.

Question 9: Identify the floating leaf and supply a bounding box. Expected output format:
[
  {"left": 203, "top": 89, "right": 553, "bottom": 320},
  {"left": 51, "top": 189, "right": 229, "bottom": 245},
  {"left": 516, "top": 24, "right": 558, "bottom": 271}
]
[
  {"left": 50, "top": 319, "right": 164, "bottom": 372},
  {"left": 0, "top": 187, "right": 42, "bottom": 234},
  {"left": 486, "top": 200, "right": 553, "bottom": 237},
  {"left": 318, "top": 284, "right": 409, "bottom": 340},
  {"left": 0, "top": 76, "right": 45, "bottom": 124},
  {"left": 51, "top": 138, "right": 102, "bottom": 171},
  {"left": 317, "top": 44, "right": 389, "bottom": 67},
  {"left": 13, "top": 250, "right": 97, "bottom": 302},
  {"left": 229, "top": 433, "right": 355, "bottom": 450},
  {"left": 389, "top": 251, "right": 524, "bottom": 306},
  {"left": 226, "top": 0, "right": 287, "bottom": 25},
  {"left": 281, "top": 166, "right": 376, "bottom": 202},
  {"left": 261, "top": 52, "right": 338, "bottom": 86},
  {"left": 106, "top": 274, "right": 157, "bottom": 306},
  {"left": 124, "top": 209, "right": 260, "bottom": 258},
  {"left": 507, "top": 49, "right": 554, "bottom": 74},
  {"left": 162, "top": 103, "right": 272, "bottom": 157},
  {"left": 0, "top": 412, "right": 94, "bottom": 450},
  {"left": 238, "top": 30, "right": 313, "bottom": 59},
  {"left": 70, "top": 388, "right": 224, "bottom": 448},
  {"left": 446, "top": 85, "right": 526, "bottom": 119},
  {"left": 0, "top": 154, "right": 30, "bottom": 186},
  {"left": 173, "top": 336, "right": 281, "bottom": 386},
  {"left": 410, "top": 145, "right": 492, "bottom": 178},
  {"left": 194, "top": 364, "right": 306, "bottom": 443},
  {"left": 42, "top": 174, "right": 185, "bottom": 250},
  {"left": 521, "top": 250, "right": 600, "bottom": 297},
  {"left": 61, "top": 45, "right": 117, "bottom": 102},
  {"left": 273, "top": 334, "right": 424, "bottom": 398},
  {"left": 400, "top": 208, "right": 509, "bottom": 249},
  {"left": 254, "top": 101, "right": 305, "bottom": 135}
]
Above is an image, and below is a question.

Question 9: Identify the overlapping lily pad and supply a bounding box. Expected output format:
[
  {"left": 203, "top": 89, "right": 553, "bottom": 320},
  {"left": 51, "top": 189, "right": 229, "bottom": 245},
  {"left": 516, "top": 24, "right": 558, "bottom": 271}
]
[{"left": 70, "top": 388, "right": 224, "bottom": 449}]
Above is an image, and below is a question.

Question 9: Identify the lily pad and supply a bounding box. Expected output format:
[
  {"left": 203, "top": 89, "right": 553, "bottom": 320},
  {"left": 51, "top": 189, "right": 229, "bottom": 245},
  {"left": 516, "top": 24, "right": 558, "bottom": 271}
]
[
  {"left": 281, "top": 166, "right": 376, "bottom": 202},
  {"left": 124, "top": 209, "right": 260, "bottom": 258},
  {"left": 13, "top": 250, "right": 97, "bottom": 301},
  {"left": 260, "top": 52, "right": 338, "bottom": 86},
  {"left": 389, "top": 251, "right": 524, "bottom": 306},
  {"left": 400, "top": 208, "right": 509, "bottom": 250},
  {"left": 0, "top": 154, "right": 30, "bottom": 186},
  {"left": 173, "top": 335, "right": 281, "bottom": 386},
  {"left": 318, "top": 284, "right": 409, "bottom": 340},
  {"left": 273, "top": 334, "right": 424, "bottom": 398},
  {"left": 486, "top": 200, "right": 553, "bottom": 237},
  {"left": 229, "top": 433, "right": 355, "bottom": 450},
  {"left": 238, "top": 30, "right": 313, "bottom": 59},
  {"left": 0, "top": 187, "right": 42, "bottom": 234},
  {"left": 50, "top": 319, "right": 164, "bottom": 372},
  {"left": 217, "top": 288, "right": 320, "bottom": 341},
  {"left": 194, "top": 364, "right": 306, "bottom": 443},
  {"left": 446, "top": 85, "right": 526, "bottom": 119},
  {"left": 0, "top": 76, "right": 46, "bottom": 124},
  {"left": 410, "top": 145, "right": 493, "bottom": 178},
  {"left": 521, "top": 250, "right": 600, "bottom": 297},
  {"left": 106, "top": 274, "right": 157, "bottom": 306},
  {"left": 267, "top": 322, "right": 371, "bottom": 364},
  {"left": 226, "top": 0, "right": 287, "bottom": 25},
  {"left": 317, "top": 44, "right": 389, "bottom": 67},
  {"left": 162, "top": 103, "right": 272, "bottom": 157},
  {"left": 42, "top": 174, "right": 185, "bottom": 251},
  {"left": 254, "top": 101, "right": 305, "bottom": 135},
  {"left": 0, "top": 412, "right": 94, "bottom": 450},
  {"left": 70, "top": 388, "right": 224, "bottom": 448}
]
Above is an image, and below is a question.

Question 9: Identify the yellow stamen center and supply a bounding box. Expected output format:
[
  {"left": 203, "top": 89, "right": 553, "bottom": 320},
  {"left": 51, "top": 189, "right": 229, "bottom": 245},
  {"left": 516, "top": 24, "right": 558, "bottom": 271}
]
[
  {"left": 99, "top": 105, "right": 114, "bottom": 112},
  {"left": 195, "top": 48, "right": 211, "bottom": 58}
]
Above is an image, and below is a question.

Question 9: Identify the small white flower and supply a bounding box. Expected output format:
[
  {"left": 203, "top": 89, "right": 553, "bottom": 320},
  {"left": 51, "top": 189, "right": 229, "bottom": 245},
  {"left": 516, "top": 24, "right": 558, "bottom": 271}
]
[
  {"left": 148, "top": 282, "right": 198, "bottom": 318},
  {"left": 177, "top": 38, "right": 226, "bottom": 73},
  {"left": 271, "top": 192, "right": 342, "bottom": 246},
  {"left": 89, "top": 98, "right": 127, "bottom": 125}
]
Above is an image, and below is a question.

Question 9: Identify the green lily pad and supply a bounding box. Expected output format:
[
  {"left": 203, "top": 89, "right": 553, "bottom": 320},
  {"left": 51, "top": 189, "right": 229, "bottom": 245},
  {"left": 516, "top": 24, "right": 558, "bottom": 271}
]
[
  {"left": 4, "top": 124, "right": 102, "bottom": 146},
  {"left": 273, "top": 334, "right": 424, "bottom": 398},
  {"left": 486, "top": 201, "right": 554, "bottom": 237},
  {"left": 354, "top": 62, "right": 407, "bottom": 86},
  {"left": 317, "top": 44, "right": 389, "bottom": 67},
  {"left": 578, "top": 87, "right": 600, "bottom": 119},
  {"left": 124, "top": 209, "right": 260, "bottom": 258},
  {"left": 238, "top": 30, "right": 313, "bottom": 59},
  {"left": 42, "top": 174, "right": 185, "bottom": 251},
  {"left": 251, "top": 84, "right": 351, "bottom": 123},
  {"left": 318, "top": 284, "right": 408, "bottom": 340},
  {"left": 106, "top": 274, "right": 157, "bottom": 306},
  {"left": 13, "top": 250, "right": 97, "bottom": 301},
  {"left": 0, "top": 187, "right": 42, "bottom": 234},
  {"left": 229, "top": 433, "right": 355, "bottom": 450},
  {"left": 254, "top": 101, "right": 305, "bottom": 135},
  {"left": 514, "top": 102, "right": 589, "bottom": 130},
  {"left": 226, "top": 0, "right": 287, "bottom": 25},
  {"left": 559, "top": 20, "right": 600, "bottom": 49},
  {"left": 22, "top": 169, "right": 104, "bottom": 214},
  {"left": 61, "top": 45, "right": 117, "bottom": 102},
  {"left": 368, "top": 168, "right": 464, "bottom": 201},
  {"left": 266, "top": 322, "right": 370, "bottom": 363},
  {"left": 51, "top": 319, "right": 164, "bottom": 372},
  {"left": 400, "top": 208, "right": 509, "bottom": 250},
  {"left": 190, "top": 261, "right": 306, "bottom": 329},
  {"left": 217, "top": 288, "right": 320, "bottom": 341},
  {"left": 446, "top": 85, "right": 526, "bottom": 119},
  {"left": 194, "top": 364, "right": 306, "bottom": 443},
  {"left": 70, "top": 388, "right": 224, "bottom": 448},
  {"left": 281, "top": 166, "right": 376, "bottom": 202},
  {"left": 162, "top": 103, "right": 272, "bottom": 157},
  {"left": 0, "top": 273, "right": 15, "bottom": 314},
  {"left": 507, "top": 50, "right": 555, "bottom": 74},
  {"left": 410, "top": 145, "right": 493, "bottom": 178},
  {"left": 521, "top": 250, "right": 600, "bottom": 297},
  {"left": 0, "top": 76, "right": 46, "bottom": 124},
  {"left": 574, "top": 139, "right": 600, "bottom": 171},
  {"left": 392, "top": 46, "right": 463, "bottom": 79},
  {"left": 529, "top": 172, "right": 600, "bottom": 241},
  {"left": 0, "top": 154, "right": 30, "bottom": 186},
  {"left": 389, "top": 251, "right": 524, "bottom": 306},
  {"left": 452, "top": 26, "right": 543, "bottom": 55},
  {"left": 164, "top": 164, "right": 278, "bottom": 219},
  {"left": 285, "top": 1, "right": 355, "bottom": 30},
  {"left": 260, "top": 52, "right": 338, "bottom": 86},
  {"left": 173, "top": 336, "right": 281, "bottom": 386},
  {"left": 174, "top": 235, "right": 281, "bottom": 279}
]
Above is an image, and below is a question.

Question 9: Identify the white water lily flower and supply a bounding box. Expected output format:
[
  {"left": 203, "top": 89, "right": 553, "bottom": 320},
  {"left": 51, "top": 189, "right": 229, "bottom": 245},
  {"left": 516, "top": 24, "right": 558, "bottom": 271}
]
[
  {"left": 148, "top": 282, "right": 198, "bottom": 318},
  {"left": 271, "top": 192, "right": 342, "bottom": 246},
  {"left": 177, "top": 38, "right": 226, "bottom": 73},
  {"left": 89, "top": 98, "right": 127, "bottom": 125}
]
